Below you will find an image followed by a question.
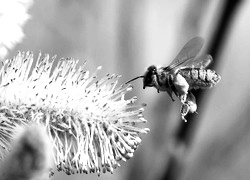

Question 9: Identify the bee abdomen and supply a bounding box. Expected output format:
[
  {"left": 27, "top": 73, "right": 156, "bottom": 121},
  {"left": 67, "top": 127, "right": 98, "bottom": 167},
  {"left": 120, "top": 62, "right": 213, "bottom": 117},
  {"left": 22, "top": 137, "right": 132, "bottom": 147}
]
[{"left": 178, "top": 68, "right": 221, "bottom": 89}]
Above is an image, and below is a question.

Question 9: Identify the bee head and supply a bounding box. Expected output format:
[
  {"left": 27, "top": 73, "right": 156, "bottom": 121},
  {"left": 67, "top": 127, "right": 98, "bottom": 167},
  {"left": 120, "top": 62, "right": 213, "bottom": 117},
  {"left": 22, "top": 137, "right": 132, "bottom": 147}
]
[
  {"left": 143, "top": 65, "right": 157, "bottom": 89},
  {"left": 125, "top": 65, "right": 157, "bottom": 89}
]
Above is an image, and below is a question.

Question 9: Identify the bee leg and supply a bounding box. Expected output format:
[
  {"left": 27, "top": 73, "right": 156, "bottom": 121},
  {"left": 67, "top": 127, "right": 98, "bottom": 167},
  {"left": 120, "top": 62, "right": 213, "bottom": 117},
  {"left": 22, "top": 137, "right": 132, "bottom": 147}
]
[
  {"left": 182, "top": 115, "right": 188, "bottom": 123},
  {"left": 186, "top": 92, "right": 197, "bottom": 113},
  {"left": 180, "top": 103, "right": 189, "bottom": 122},
  {"left": 166, "top": 89, "right": 175, "bottom": 101},
  {"left": 180, "top": 94, "right": 187, "bottom": 103},
  {"left": 170, "top": 95, "right": 175, "bottom": 101},
  {"left": 173, "top": 74, "right": 189, "bottom": 100}
]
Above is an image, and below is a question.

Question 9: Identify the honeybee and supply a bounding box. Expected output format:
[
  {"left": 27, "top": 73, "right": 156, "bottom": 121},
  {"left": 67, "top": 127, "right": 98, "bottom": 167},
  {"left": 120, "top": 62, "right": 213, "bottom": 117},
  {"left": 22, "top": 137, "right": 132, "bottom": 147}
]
[{"left": 126, "top": 36, "right": 221, "bottom": 122}]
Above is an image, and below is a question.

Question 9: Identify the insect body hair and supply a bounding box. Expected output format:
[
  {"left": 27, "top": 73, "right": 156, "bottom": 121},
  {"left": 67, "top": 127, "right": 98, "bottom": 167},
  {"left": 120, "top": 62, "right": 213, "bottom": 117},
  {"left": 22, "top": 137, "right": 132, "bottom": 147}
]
[{"left": 178, "top": 68, "right": 221, "bottom": 89}]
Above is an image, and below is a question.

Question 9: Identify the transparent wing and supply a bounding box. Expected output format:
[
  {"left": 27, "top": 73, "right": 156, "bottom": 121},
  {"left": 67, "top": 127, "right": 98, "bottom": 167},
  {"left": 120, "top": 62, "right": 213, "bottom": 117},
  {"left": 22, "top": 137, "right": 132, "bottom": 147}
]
[
  {"left": 164, "top": 36, "right": 205, "bottom": 71},
  {"left": 182, "top": 54, "right": 213, "bottom": 69}
]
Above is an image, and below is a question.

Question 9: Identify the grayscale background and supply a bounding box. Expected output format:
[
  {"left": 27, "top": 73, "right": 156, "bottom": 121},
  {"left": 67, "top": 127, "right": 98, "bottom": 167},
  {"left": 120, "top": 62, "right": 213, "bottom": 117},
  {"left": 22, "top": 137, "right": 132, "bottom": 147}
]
[{"left": 6, "top": 0, "right": 250, "bottom": 180}]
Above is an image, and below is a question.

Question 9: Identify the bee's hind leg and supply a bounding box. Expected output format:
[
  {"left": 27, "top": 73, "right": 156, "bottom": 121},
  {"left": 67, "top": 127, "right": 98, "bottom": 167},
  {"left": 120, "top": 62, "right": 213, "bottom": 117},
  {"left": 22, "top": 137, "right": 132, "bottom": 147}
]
[
  {"left": 180, "top": 102, "right": 190, "bottom": 122},
  {"left": 180, "top": 94, "right": 187, "bottom": 103}
]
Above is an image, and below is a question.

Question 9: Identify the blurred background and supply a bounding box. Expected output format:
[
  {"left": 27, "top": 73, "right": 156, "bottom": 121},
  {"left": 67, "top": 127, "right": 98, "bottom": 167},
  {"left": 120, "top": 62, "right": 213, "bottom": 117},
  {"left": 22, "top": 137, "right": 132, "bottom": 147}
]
[{"left": 2, "top": 0, "right": 250, "bottom": 179}]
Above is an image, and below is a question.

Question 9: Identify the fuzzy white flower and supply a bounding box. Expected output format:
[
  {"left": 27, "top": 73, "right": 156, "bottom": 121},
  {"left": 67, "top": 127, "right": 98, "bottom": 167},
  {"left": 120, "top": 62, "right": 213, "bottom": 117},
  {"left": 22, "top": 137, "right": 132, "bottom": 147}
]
[
  {"left": 0, "top": 0, "right": 33, "bottom": 59},
  {"left": 0, "top": 51, "right": 149, "bottom": 176}
]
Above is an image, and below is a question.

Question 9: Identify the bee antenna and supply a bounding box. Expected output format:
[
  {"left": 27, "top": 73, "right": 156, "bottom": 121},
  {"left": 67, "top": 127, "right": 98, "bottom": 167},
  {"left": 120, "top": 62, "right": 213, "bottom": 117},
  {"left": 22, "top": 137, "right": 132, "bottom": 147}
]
[{"left": 125, "top": 76, "right": 144, "bottom": 84}]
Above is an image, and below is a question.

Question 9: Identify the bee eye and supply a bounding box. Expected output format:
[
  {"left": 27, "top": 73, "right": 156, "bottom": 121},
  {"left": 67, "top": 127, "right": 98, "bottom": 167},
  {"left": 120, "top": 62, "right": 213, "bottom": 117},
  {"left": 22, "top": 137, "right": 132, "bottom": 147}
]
[{"left": 147, "top": 65, "right": 156, "bottom": 72}]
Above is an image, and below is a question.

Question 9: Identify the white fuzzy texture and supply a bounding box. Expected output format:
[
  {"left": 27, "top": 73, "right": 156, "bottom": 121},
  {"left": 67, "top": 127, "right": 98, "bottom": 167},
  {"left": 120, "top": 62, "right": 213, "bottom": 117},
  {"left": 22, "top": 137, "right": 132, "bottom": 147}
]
[{"left": 0, "top": 52, "right": 149, "bottom": 176}]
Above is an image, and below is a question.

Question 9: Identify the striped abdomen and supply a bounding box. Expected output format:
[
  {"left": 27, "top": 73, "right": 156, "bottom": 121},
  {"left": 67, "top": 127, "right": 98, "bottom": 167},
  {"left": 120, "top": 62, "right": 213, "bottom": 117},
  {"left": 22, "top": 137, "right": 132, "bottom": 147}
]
[{"left": 177, "top": 68, "right": 221, "bottom": 90}]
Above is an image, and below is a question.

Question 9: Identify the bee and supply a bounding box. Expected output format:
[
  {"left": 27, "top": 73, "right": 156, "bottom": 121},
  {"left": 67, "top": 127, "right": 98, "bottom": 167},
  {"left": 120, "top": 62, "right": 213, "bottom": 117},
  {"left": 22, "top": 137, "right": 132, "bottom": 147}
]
[{"left": 126, "top": 36, "right": 221, "bottom": 122}]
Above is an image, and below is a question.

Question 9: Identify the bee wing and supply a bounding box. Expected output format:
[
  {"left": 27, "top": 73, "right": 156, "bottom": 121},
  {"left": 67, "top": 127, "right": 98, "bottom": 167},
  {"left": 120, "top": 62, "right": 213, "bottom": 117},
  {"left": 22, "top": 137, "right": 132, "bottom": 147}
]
[
  {"left": 165, "top": 36, "right": 204, "bottom": 71},
  {"left": 182, "top": 54, "right": 213, "bottom": 68}
]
